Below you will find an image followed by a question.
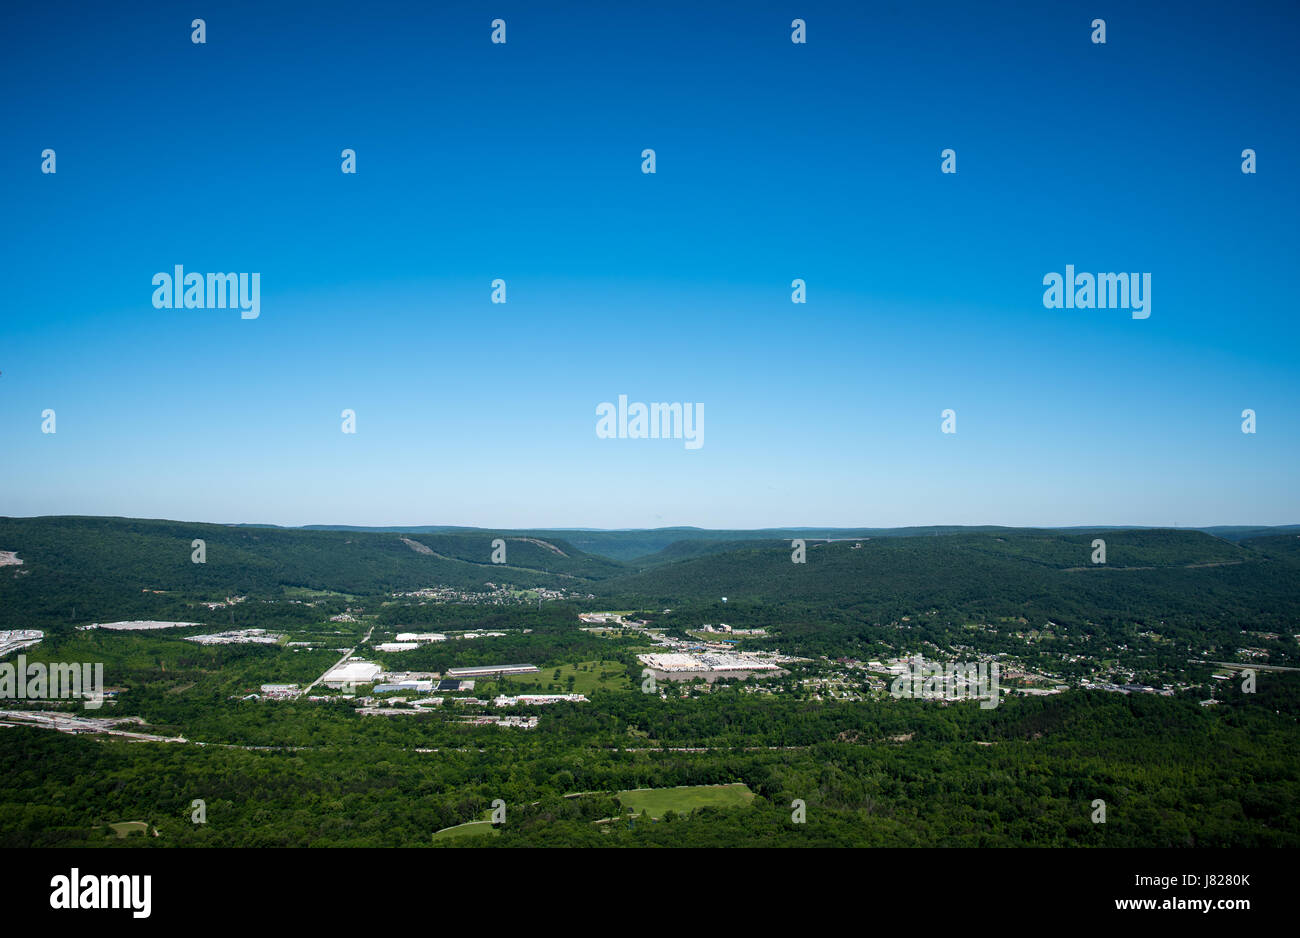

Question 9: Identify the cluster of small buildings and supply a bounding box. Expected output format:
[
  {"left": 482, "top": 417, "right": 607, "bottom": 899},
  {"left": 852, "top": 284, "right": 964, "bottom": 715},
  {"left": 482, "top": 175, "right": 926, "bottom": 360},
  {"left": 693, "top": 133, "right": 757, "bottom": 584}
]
[
  {"left": 319, "top": 660, "right": 535, "bottom": 691},
  {"left": 259, "top": 684, "right": 299, "bottom": 699},
  {"left": 0, "top": 630, "right": 43, "bottom": 658},
  {"left": 377, "top": 631, "right": 507, "bottom": 652},
  {"left": 638, "top": 651, "right": 782, "bottom": 682},
  {"left": 201, "top": 595, "right": 247, "bottom": 610},
  {"left": 624, "top": 620, "right": 797, "bottom": 686},
  {"left": 329, "top": 658, "right": 565, "bottom": 729},
  {"left": 359, "top": 700, "right": 443, "bottom": 715},
  {"left": 394, "top": 584, "right": 583, "bottom": 605},
  {"left": 579, "top": 612, "right": 651, "bottom": 629},
  {"left": 186, "top": 629, "right": 284, "bottom": 646},
  {"left": 695, "top": 623, "right": 767, "bottom": 635},
  {"left": 457, "top": 714, "right": 539, "bottom": 729},
  {"left": 261, "top": 647, "right": 574, "bottom": 732},
  {"left": 492, "top": 693, "right": 587, "bottom": 707},
  {"left": 1081, "top": 680, "right": 1174, "bottom": 696}
]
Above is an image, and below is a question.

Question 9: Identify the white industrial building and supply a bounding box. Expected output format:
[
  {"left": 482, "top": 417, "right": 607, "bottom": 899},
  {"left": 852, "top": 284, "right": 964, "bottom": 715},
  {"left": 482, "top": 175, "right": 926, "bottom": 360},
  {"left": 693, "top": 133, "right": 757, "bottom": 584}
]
[
  {"left": 373, "top": 680, "right": 435, "bottom": 693},
  {"left": 322, "top": 660, "right": 383, "bottom": 688},
  {"left": 493, "top": 693, "right": 588, "bottom": 707},
  {"left": 446, "top": 664, "right": 539, "bottom": 678}
]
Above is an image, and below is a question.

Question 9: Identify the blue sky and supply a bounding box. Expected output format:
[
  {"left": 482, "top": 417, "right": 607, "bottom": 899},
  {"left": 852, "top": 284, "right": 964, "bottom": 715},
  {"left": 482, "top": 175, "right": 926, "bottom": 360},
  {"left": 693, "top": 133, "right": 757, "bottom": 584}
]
[{"left": 1, "top": 0, "right": 1297, "bottom": 528}]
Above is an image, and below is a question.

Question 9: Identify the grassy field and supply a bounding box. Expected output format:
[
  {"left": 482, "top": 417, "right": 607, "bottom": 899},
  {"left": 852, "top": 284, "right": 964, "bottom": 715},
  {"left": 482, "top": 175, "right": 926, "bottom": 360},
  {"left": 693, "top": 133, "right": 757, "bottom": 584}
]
[
  {"left": 282, "top": 586, "right": 356, "bottom": 600},
  {"left": 107, "top": 821, "right": 152, "bottom": 838},
  {"left": 501, "top": 659, "right": 630, "bottom": 694},
  {"left": 430, "top": 820, "right": 500, "bottom": 842},
  {"left": 617, "top": 783, "right": 755, "bottom": 818},
  {"left": 686, "top": 630, "right": 743, "bottom": 644}
]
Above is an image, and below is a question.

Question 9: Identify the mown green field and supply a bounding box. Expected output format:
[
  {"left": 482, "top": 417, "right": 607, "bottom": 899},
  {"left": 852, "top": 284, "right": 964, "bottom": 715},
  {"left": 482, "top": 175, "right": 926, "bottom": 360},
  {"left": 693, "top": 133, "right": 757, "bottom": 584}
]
[
  {"left": 282, "top": 587, "right": 357, "bottom": 600},
  {"left": 501, "top": 659, "right": 630, "bottom": 694},
  {"left": 686, "top": 630, "right": 744, "bottom": 644},
  {"left": 430, "top": 820, "right": 499, "bottom": 842},
  {"left": 617, "top": 783, "right": 754, "bottom": 818}
]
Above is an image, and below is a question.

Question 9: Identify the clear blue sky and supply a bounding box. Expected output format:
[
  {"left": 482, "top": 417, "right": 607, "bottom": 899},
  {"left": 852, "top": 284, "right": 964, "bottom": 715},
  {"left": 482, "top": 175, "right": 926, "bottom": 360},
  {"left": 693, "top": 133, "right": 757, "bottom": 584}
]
[{"left": 2, "top": 0, "right": 1297, "bottom": 528}]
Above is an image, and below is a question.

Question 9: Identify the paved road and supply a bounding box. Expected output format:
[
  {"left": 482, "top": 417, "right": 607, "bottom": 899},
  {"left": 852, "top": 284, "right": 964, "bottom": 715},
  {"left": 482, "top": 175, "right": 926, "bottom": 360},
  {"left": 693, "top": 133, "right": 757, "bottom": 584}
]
[
  {"left": 299, "top": 624, "right": 374, "bottom": 697},
  {"left": 1191, "top": 658, "right": 1300, "bottom": 673}
]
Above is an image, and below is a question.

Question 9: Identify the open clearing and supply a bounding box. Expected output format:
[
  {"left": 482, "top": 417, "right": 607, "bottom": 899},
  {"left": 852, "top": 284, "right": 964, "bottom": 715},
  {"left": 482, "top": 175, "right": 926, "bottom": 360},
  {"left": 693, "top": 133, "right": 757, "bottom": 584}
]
[
  {"left": 431, "top": 819, "right": 500, "bottom": 841},
  {"left": 686, "top": 630, "right": 743, "bottom": 644},
  {"left": 501, "top": 659, "right": 630, "bottom": 694},
  {"left": 617, "top": 783, "right": 755, "bottom": 818},
  {"left": 282, "top": 587, "right": 357, "bottom": 601}
]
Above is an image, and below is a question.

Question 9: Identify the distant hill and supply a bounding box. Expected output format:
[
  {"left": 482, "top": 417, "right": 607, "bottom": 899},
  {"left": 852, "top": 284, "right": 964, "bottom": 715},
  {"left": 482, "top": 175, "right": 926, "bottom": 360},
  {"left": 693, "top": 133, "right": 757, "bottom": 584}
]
[
  {"left": 589, "top": 529, "right": 1300, "bottom": 654},
  {"left": 1201, "top": 525, "right": 1300, "bottom": 542},
  {"left": 0, "top": 516, "right": 623, "bottom": 631},
  {"left": 267, "top": 523, "right": 1300, "bottom": 562},
  {"left": 4, "top": 516, "right": 1298, "bottom": 642},
  {"left": 597, "top": 528, "right": 1258, "bottom": 600}
]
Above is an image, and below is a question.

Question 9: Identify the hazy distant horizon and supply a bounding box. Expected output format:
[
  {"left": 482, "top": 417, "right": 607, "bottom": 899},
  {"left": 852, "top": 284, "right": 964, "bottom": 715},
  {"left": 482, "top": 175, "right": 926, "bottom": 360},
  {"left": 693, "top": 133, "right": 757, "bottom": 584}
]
[{"left": 3, "top": 514, "right": 1297, "bottom": 534}]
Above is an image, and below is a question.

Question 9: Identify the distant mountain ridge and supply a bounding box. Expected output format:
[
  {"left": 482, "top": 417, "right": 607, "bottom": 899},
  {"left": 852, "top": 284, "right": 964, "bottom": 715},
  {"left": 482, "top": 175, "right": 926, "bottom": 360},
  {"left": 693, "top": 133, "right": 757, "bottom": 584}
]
[
  {"left": 2, "top": 517, "right": 1297, "bottom": 640},
  {"left": 276, "top": 522, "right": 1300, "bottom": 562},
  {"left": 4, "top": 516, "right": 1296, "bottom": 563}
]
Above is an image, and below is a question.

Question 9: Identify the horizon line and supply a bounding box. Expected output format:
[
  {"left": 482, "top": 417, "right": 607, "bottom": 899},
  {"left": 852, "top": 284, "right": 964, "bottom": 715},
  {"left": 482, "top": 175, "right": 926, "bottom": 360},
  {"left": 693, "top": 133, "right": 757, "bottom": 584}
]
[{"left": 3, "top": 514, "right": 1299, "bottom": 533}]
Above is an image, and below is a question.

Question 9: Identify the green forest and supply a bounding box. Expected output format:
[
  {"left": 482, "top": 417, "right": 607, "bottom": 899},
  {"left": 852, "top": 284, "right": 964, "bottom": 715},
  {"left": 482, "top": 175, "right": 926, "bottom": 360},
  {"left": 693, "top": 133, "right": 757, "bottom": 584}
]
[{"left": 0, "top": 516, "right": 1297, "bottom": 848}]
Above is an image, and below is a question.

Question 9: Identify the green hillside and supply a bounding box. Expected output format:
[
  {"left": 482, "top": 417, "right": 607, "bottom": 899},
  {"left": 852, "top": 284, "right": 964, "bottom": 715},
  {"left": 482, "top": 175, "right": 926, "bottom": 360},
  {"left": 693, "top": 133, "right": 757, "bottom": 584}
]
[
  {"left": 0, "top": 516, "right": 622, "bottom": 632},
  {"left": 593, "top": 529, "right": 1299, "bottom": 665}
]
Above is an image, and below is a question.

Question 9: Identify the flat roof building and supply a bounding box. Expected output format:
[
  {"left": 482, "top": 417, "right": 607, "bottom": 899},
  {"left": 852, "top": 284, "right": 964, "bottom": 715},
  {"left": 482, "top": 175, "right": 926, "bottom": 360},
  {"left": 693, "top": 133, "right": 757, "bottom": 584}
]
[
  {"left": 322, "top": 661, "right": 383, "bottom": 688},
  {"left": 445, "top": 664, "right": 539, "bottom": 678},
  {"left": 373, "top": 681, "right": 434, "bottom": 694}
]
